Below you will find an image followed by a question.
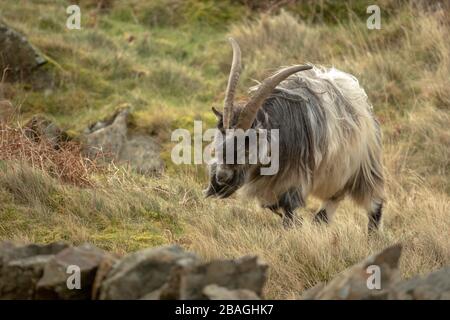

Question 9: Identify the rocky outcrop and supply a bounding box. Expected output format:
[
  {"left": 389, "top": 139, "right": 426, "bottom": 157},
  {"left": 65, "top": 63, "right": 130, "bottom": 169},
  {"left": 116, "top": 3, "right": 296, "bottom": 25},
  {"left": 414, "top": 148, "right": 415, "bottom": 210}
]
[
  {"left": 0, "top": 22, "right": 47, "bottom": 80},
  {"left": 83, "top": 109, "right": 163, "bottom": 175}
]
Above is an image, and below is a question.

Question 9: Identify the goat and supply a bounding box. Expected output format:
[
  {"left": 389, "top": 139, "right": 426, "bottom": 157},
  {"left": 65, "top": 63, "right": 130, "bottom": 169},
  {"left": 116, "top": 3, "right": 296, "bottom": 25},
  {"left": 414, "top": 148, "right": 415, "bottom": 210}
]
[{"left": 204, "top": 38, "right": 385, "bottom": 232}]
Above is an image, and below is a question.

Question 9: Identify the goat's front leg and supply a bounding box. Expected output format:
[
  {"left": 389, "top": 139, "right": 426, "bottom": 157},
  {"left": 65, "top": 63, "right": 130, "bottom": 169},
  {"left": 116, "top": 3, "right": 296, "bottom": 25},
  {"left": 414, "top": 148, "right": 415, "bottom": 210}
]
[{"left": 264, "top": 188, "right": 304, "bottom": 228}]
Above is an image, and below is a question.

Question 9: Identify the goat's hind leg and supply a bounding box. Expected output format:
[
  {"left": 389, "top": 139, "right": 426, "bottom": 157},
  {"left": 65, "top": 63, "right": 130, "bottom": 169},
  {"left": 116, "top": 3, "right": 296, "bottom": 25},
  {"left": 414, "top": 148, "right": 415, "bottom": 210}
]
[
  {"left": 352, "top": 191, "right": 384, "bottom": 233},
  {"left": 351, "top": 176, "right": 385, "bottom": 233},
  {"left": 367, "top": 198, "right": 383, "bottom": 233}
]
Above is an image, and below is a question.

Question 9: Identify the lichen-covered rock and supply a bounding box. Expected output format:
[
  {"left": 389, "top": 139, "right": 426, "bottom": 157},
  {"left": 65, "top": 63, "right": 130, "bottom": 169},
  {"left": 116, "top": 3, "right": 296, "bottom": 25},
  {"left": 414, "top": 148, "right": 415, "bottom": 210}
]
[
  {"left": 35, "top": 243, "right": 114, "bottom": 300},
  {"left": 160, "top": 256, "right": 268, "bottom": 300},
  {"left": 0, "top": 22, "right": 47, "bottom": 80},
  {"left": 302, "top": 244, "right": 403, "bottom": 300},
  {"left": 99, "top": 245, "right": 198, "bottom": 300}
]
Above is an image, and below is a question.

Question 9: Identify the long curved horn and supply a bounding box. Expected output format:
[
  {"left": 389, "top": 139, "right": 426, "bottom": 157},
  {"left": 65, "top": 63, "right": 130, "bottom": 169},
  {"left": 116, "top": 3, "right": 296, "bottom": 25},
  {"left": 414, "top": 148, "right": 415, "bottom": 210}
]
[
  {"left": 236, "top": 64, "right": 312, "bottom": 130},
  {"left": 223, "top": 37, "right": 242, "bottom": 129}
]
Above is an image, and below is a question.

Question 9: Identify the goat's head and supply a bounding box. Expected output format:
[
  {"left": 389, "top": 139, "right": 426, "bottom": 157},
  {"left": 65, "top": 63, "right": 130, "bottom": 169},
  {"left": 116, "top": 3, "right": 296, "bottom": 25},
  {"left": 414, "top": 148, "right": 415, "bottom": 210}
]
[{"left": 204, "top": 38, "right": 312, "bottom": 199}]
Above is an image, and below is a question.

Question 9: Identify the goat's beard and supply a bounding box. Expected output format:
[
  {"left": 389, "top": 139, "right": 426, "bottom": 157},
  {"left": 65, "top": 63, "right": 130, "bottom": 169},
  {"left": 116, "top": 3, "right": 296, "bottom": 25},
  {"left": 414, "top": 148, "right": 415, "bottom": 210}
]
[{"left": 204, "top": 163, "right": 245, "bottom": 199}]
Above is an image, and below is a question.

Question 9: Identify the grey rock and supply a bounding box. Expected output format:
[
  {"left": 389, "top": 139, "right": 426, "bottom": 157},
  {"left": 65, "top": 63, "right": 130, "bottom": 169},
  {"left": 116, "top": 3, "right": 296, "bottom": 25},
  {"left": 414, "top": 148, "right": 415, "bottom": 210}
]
[
  {"left": 140, "top": 289, "right": 163, "bottom": 300},
  {"left": 99, "top": 245, "right": 198, "bottom": 300},
  {"left": 203, "top": 284, "right": 260, "bottom": 300},
  {"left": 91, "top": 255, "right": 118, "bottom": 300},
  {"left": 0, "top": 241, "right": 68, "bottom": 299},
  {"left": 160, "top": 256, "right": 268, "bottom": 300},
  {"left": 389, "top": 266, "right": 450, "bottom": 300},
  {"left": 119, "top": 134, "right": 163, "bottom": 175},
  {"left": 83, "top": 109, "right": 164, "bottom": 174},
  {"left": 35, "top": 243, "right": 112, "bottom": 300},
  {"left": 0, "top": 255, "right": 53, "bottom": 299},
  {"left": 0, "top": 22, "right": 47, "bottom": 80},
  {"left": 0, "top": 241, "right": 69, "bottom": 268},
  {"left": 84, "top": 109, "right": 128, "bottom": 159},
  {"left": 303, "top": 244, "right": 403, "bottom": 300}
]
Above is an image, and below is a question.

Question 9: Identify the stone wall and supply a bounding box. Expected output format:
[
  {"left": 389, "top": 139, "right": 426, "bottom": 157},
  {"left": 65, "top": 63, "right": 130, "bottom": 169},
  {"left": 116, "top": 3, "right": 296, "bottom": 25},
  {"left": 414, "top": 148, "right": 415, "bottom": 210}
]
[
  {"left": 0, "top": 242, "right": 266, "bottom": 300},
  {"left": 0, "top": 241, "right": 448, "bottom": 300}
]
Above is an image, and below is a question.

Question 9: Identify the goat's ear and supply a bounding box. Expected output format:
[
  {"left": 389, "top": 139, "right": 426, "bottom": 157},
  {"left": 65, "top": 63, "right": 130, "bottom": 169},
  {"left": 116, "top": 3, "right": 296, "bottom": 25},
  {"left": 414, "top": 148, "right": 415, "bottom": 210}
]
[{"left": 212, "top": 107, "right": 223, "bottom": 121}]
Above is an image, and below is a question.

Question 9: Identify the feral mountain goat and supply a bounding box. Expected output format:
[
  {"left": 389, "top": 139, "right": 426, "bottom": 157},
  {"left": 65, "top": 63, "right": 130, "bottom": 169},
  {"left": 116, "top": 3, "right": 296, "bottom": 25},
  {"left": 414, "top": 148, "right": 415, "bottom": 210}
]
[{"left": 204, "top": 38, "right": 385, "bottom": 232}]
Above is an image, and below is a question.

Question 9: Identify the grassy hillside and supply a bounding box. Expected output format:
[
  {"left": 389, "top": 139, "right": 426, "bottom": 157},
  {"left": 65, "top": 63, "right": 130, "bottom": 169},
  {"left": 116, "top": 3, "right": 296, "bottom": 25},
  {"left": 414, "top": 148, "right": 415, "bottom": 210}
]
[{"left": 1, "top": 0, "right": 449, "bottom": 298}]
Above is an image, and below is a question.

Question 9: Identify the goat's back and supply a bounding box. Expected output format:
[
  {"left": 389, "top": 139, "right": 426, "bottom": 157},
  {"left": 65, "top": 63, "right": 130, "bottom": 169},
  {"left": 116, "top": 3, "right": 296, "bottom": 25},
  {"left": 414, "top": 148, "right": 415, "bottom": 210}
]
[{"left": 244, "top": 66, "right": 383, "bottom": 204}]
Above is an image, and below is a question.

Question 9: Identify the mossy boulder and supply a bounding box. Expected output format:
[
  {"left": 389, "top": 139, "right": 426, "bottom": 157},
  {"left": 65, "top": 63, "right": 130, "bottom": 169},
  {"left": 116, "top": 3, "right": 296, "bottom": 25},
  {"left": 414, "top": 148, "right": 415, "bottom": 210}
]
[{"left": 0, "top": 22, "right": 47, "bottom": 80}]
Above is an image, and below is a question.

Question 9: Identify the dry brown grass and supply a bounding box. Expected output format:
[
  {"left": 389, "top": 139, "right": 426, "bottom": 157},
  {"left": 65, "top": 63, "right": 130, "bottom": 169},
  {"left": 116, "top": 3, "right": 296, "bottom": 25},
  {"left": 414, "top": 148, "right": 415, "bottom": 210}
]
[{"left": 0, "top": 121, "right": 99, "bottom": 187}]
